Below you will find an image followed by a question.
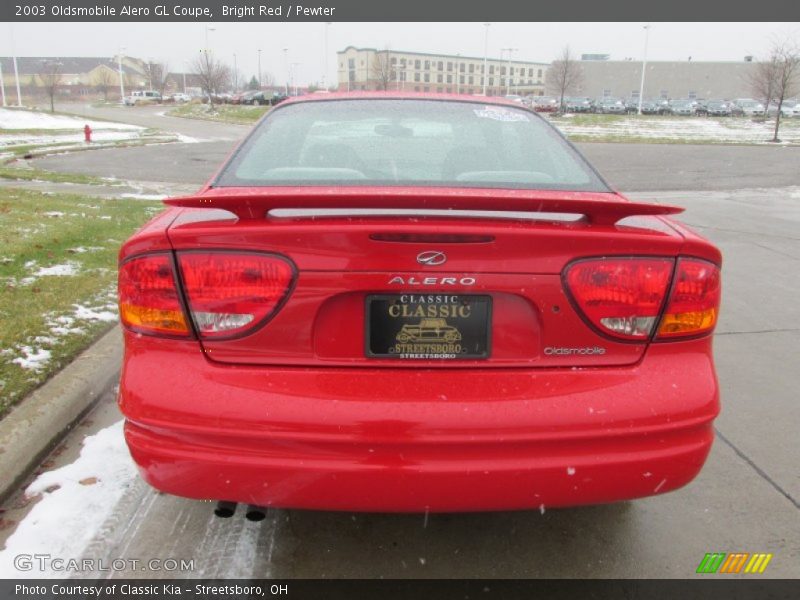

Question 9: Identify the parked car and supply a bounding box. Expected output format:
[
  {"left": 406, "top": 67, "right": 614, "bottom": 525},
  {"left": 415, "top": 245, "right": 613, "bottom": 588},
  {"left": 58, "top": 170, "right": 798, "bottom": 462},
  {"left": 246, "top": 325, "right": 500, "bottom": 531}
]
[
  {"left": 269, "top": 93, "right": 289, "bottom": 106},
  {"left": 705, "top": 100, "right": 732, "bottom": 117},
  {"left": 117, "top": 93, "right": 722, "bottom": 512},
  {"left": 231, "top": 90, "right": 258, "bottom": 105},
  {"left": 595, "top": 98, "right": 626, "bottom": 114},
  {"left": 123, "top": 90, "right": 162, "bottom": 106},
  {"left": 767, "top": 100, "right": 800, "bottom": 118},
  {"left": 733, "top": 99, "right": 765, "bottom": 117},
  {"left": 670, "top": 99, "right": 707, "bottom": 116},
  {"left": 171, "top": 93, "right": 191, "bottom": 104},
  {"left": 564, "top": 97, "right": 595, "bottom": 113},
  {"left": 637, "top": 100, "right": 662, "bottom": 115},
  {"left": 531, "top": 96, "right": 559, "bottom": 113}
]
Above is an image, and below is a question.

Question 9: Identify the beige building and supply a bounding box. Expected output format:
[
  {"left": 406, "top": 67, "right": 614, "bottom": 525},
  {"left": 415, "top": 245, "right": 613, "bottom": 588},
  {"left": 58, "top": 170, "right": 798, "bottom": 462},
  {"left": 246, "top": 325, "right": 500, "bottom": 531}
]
[
  {"left": 337, "top": 46, "right": 548, "bottom": 96},
  {"left": 568, "top": 59, "right": 760, "bottom": 101}
]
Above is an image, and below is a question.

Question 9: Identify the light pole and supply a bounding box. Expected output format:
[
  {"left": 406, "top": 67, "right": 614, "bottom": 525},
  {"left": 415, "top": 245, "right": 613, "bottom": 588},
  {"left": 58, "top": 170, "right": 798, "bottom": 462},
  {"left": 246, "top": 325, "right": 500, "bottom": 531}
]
[
  {"left": 291, "top": 62, "right": 301, "bottom": 96},
  {"left": 10, "top": 24, "right": 22, "bottom": 106},
  {"left": 322, "top": 22, "right": 331, "bottom": 90},
  {"left": 233, "top": 53, "right": 238, "bottom": 92},
  {"left": 283, "top": 48, "right": 289, "bottom": 95},
  {"left": 257, "top": 49, "right": 262, "bottom": 89},
  {"left": 482, "top": 23, "right": 490, "bottom": 96},
  {"left": 182, "top": 60, "right": 188, "bottom": 94},
  {"left": 0, "top": 58, "right": 6, "bottom": 107},
  {"left": 637, "top": 24, "right": 650, "bottom": 115},
  {"left": 203, "top": 25, "right": 216, "bottom": 102},
  {"left": 502, "top": 47, "right": 518, "bottom": 95},
  {"left": 118, "top": 47, "right": 126, "bottom": 103}
]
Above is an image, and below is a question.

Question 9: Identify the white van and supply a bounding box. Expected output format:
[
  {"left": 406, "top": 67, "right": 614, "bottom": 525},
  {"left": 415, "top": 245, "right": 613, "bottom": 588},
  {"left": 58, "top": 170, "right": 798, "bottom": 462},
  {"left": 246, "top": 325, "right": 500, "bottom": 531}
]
[{"left": 124, "top": 90, "right": 162, "bottom": 106}]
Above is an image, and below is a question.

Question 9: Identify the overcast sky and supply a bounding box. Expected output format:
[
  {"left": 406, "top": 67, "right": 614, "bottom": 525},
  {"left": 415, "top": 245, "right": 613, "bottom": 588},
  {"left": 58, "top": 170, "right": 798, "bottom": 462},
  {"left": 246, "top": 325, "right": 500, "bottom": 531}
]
[{"left": 3, "top": 21, "right": 797, "bottom": 85}]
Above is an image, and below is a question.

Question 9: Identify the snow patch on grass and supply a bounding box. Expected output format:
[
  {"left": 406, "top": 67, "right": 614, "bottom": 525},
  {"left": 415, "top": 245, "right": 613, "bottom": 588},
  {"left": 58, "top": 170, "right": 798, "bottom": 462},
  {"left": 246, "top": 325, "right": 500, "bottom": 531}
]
[
  {"left": 0, "top": 108, "right": 143, "bottom": 131},
  {"left": 11, "top": 347, "right": 52, "bottom": 372},
  {"left": 0, "top": 421, "right": 137, "bottom": 578},
  {"left": 34, "top": 262, "right": 79, "bottom": 277}
]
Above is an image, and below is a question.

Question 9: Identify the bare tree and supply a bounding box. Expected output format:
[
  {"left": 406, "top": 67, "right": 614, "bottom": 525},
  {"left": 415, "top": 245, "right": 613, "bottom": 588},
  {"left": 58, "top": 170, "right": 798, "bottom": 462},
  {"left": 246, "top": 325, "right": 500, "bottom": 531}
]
[
  {"left": 766, "top": 41, "right": 800, "bottom": 142},
  {"left": 546, "top": 46, "right": 583, "bottom": 112},
  {"left": 261, "top": 71, "right": 276, "bottom": 88},
  {"left": 747, "top": 53, "right": 780, "bottom": 117},
  {"left": 93, "top": 66, "right": 115, "bottom": 102},
  {"left": 370, "top": 49, "right": 392, "bottom": 91},
  {"left": 38, "top": 59, "right": 63, "bottom": 112},
  {"left": 191, "top": 52, "right": 231, "bottom": 103},
  {"left": 148, "top": 61, "right": 170, "bottom": 97}
]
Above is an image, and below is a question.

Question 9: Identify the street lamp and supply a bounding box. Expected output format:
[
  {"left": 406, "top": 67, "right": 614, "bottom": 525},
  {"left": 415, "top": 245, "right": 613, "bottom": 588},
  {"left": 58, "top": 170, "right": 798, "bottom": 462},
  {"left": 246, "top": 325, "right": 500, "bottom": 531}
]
[
  {"left": 283, "top": 48, "right": 290, "bottom": 95},
  {"left": 1, "top": 55, "right": 7, "bottom": 107},
  {"left": 637, "top": 24, "right": 651, "bottom": 115},
  {"left": 482, "top": 23, "right": 490, "bottom": 96},
  {"left": 118, "top": 46, "right": 126, "bottom": 103},
  {"left": 257, "top": 49, "right": 262, "bottom": 89},
  {"left": 182, "top": 60, "right": 188, "bottom": 94},
  {"left": 502, "top": 47, "right": 518, "bottom": 95}
]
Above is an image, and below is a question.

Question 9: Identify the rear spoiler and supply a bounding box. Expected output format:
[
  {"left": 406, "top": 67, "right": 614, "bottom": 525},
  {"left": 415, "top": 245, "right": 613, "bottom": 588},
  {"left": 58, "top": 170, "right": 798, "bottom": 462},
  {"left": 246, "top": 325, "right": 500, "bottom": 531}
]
[{"left": 164, "top": 188, "right": 683, "bottom": 226}]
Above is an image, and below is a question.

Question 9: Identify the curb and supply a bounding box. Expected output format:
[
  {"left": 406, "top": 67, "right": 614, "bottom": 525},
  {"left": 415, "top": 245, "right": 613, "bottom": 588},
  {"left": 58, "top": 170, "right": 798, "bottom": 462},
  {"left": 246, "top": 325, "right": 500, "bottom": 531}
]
[{"left": 0, "top": 326, "right": 122, "bottom": 503}]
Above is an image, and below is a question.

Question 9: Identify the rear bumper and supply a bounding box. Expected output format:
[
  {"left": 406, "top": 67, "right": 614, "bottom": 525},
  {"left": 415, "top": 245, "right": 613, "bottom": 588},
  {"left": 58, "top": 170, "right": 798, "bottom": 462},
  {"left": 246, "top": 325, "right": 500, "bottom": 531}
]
[{"left": 120, "top": 334, "right": 719, "bottom": 512}]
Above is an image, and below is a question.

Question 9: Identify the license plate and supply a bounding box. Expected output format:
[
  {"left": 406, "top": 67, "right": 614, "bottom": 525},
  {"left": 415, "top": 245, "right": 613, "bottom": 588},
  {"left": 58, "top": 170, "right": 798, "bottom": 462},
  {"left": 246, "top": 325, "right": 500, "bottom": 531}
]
[{"left": 366, "top": 294, "right": 491, "bottom": 359}]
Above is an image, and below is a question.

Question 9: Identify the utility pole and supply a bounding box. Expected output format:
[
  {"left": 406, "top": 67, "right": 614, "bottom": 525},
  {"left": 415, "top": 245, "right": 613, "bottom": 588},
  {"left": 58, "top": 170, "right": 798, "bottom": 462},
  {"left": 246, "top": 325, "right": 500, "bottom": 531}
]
[
  {"left": 482, "top": 23, "right": 490, "bottom": 96},
  {"left": 257, "top": 49, "right": 262, "bottom": 89},
  {"left": 638, "top": 24, "right": 650, "bottom": 115},
  {"left": 502, "top": 47, "right": 518, "bottom": 95}
]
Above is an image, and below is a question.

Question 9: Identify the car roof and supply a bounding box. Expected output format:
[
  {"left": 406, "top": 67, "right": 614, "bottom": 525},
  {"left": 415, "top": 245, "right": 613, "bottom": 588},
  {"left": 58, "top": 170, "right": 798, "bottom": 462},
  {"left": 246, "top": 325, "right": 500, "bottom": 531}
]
[{"left": 279, "top": 91, "right": 528, "bottom": 109}]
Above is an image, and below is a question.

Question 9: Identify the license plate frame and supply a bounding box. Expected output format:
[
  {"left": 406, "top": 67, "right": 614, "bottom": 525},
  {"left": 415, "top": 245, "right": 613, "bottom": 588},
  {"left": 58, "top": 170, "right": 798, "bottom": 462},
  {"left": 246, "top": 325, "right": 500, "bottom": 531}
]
[{"left": 365, "top": 294, "right": 492, "bottom": 360}]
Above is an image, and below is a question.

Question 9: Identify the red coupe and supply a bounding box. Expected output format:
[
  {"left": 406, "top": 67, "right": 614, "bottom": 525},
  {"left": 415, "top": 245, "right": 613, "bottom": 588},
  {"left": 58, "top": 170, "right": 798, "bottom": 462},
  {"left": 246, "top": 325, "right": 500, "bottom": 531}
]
[{"left": 118, "top": 93, "right": 721, "bottom": 513}]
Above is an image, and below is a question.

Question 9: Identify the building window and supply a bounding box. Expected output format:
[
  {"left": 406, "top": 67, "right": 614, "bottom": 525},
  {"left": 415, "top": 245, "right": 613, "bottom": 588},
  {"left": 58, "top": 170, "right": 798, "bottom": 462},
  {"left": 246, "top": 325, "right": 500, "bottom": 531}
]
[
  {"left": 460, "top": 63, "right": 465, "bottom": 73},
  {"left": 414, "top": 73, "right": 420, "bottom": 82},
  {"left": 415, "top": 60, "right": 421, "bottom": 69},
  {"left": 391, "top": 57, "right": 397, "bottom": 65},
  {"left": 688, "top": 90, "right": 697, "bottom": 99},
  {"left": 446, "top": 74, "right": 452, "bottom": 84},
  {"left": 538, "top": 69, "right": 542, "bottom": 78},
  {"left": 631, "top": 90, "right": 640, "bottom": 99},
  {"left": 489, "top": 65, "right": 494, "bottom": 74},
  {"left": 424, "top": 60, "right": 430, "bottom": 70},
  {"left": 447, "top": 62, "right": 453, "bottom": 71},
  {"left": 528, "top": 68, "right": 533, "bottom": 77},
  {"left": 469, "top": 64, "right": 474, "bottom": 73},
  {"left": 468, "top": 76, "right": 474, "bottom": 85},
  {"left": 424, "top": 73, "right": 430, "bottom": 82},
  {"left": 460, "top": 75, "right": 465, "bottom": 84},
  {"left": 400, "top": 58, "right": 406, "bottom": 67},
  {"left": 437, "top": 74, "right": 443, "bottom": 83},
  {"left": 603, "top": 89, "right": 612, "bottom": 97},
  {"left": 660, "top": 90, "right": 668, "bottom": 99},
  {"left": 438, "top": 61, "right": 443, "bottom": 70}
]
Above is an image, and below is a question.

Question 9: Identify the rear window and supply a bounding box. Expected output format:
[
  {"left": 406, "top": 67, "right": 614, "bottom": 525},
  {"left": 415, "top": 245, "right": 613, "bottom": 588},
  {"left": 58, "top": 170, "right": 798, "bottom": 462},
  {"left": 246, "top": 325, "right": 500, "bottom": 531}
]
[{"left": 215, "top": 99, "right": 608, "bottom": 192}]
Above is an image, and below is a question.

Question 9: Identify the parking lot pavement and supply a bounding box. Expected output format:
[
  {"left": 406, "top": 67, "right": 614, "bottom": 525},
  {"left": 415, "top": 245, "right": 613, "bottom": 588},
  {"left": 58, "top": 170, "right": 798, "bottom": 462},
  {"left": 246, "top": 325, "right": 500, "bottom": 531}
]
[{"left": 1, "top": 183, "right": 797, "bottom": 578}]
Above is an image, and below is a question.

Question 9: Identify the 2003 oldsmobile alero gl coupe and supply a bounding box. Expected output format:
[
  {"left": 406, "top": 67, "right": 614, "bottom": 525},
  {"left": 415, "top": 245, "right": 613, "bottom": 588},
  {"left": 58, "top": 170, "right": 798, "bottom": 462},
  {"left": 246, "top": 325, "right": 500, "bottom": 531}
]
[{"left": 118, "top": 93, "right": 722, "bottom": 513}]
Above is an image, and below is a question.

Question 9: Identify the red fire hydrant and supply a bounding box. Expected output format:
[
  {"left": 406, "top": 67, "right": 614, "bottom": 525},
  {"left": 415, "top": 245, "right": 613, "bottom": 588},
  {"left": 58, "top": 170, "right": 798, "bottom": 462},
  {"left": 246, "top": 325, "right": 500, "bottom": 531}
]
[{"left": 84, "top": 124, "right": 92, "bottom": 143}]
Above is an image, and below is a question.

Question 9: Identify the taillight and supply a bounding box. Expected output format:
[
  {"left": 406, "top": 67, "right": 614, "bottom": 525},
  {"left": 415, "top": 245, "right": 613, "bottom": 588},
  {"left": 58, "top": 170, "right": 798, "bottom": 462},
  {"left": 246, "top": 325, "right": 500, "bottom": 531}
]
[
  {"left": 656, "top": 258, "right": 720, "bottom": 339},
  {"left": 119, "top": 254, "right": 190, "bottom": 337},
  {"left": 564, "top": 257, "right": 674, "bottom": 341},
  {"left": 177, "top": 252, "right": 295, "bottom": 339}
]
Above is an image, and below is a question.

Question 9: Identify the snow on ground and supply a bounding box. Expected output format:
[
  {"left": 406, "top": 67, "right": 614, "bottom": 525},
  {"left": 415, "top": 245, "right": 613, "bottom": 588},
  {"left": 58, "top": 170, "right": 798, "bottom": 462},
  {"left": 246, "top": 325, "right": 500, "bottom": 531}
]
[
  {"left": 0, "top": 421, "right": 137, "bottom": 578},
  {"left": 0, "top": 108, "right": 142, "bottom": 131},
  {"left": 11, "top": 347, "right": 52, "bottom": 372},
  {"left": 552, "top": 116, "right": 800, "bottom": 144}
]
